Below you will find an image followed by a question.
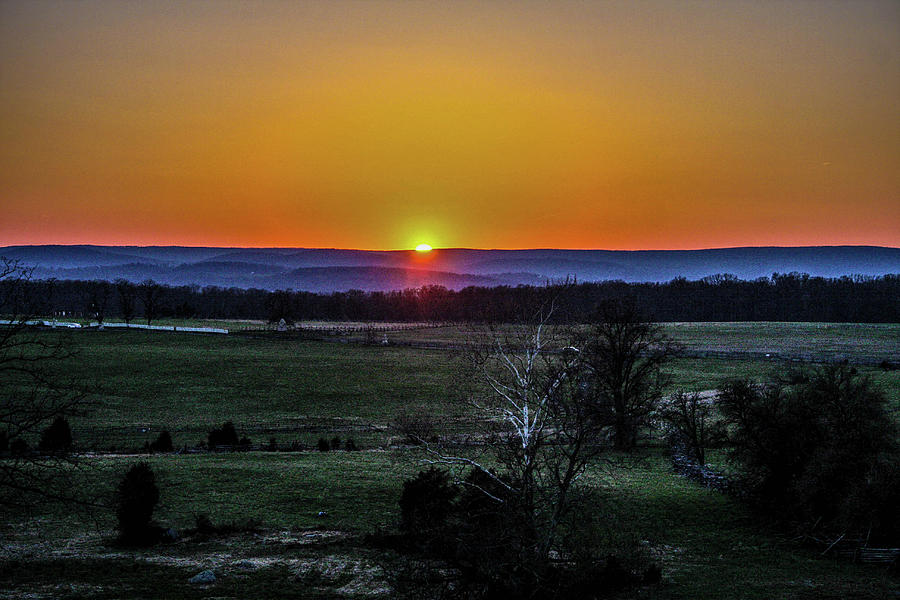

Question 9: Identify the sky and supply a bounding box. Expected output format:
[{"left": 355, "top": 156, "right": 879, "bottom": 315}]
[{"left": 1, "top": 0, "right": 898, "bottom": 250}]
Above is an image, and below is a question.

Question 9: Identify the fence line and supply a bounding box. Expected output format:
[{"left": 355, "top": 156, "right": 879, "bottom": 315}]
[{"left": 0, "top": 319, "right": 228, "bottom": 334}]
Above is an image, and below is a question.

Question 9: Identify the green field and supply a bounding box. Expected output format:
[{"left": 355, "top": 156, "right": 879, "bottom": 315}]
[
  {"left": 379, "top": 321, "right": 900, "bottom": 361},
  {"left": 32, "top": 319, "right": 900, "bottom": 363},
  {"left": 55, "top": 330, "right": 473, "bottom": 448},
  {"left": 2, "top": 323, "right": 898, "bottom": 598},
  {"left": 30, "top": 326, "right": 894, "bottom": 449}
]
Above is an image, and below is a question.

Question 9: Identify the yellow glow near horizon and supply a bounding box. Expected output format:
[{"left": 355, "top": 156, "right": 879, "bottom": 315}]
[
  {"left": 0, "top": 1, "right": 897, "bottom": 249},
  {"left": 415, "top": 244, "right": 433, "bottom": 252}
]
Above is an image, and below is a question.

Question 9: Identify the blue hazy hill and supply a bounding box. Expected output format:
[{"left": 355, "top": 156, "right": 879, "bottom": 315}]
[{"left": 1, "top": 245, "right": 897, "bottom": 292}]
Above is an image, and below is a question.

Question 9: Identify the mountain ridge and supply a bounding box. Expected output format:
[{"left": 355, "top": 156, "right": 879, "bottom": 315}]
[{"left": 2, "top": 245, "right": 897, "bottom": 292}]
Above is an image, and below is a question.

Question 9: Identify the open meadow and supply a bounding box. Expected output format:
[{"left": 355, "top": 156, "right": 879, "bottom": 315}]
[
  {"left": 10, "top": 322, "right": 898, "bottom": 449},
  {"left": 2, "top": 322, "right": 898, "bottom": 599}
]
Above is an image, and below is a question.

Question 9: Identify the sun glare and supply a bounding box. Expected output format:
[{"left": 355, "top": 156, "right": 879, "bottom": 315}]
[{"left": 415, "top": 243, "right": 433, "bottom": 252}]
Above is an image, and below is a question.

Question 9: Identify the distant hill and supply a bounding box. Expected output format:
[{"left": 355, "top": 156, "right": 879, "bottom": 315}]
[{"left": 1, "top": 245, "right": 897, "bottom": 292}]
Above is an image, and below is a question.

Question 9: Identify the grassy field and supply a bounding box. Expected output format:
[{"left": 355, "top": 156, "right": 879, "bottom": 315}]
[
  {"left": 30, "top": 326, "right": 894, "bottom": 449},
  {"left": 31, "top": 318, "right": 900, "bottom": 363},
  {"left": 3, "top": 450, "right": 896, "bottom": 599},
  {"left": 660, "top": 322, "right": 900, "bottom": 362},
  {"left": 2, "top": 323, "right": 898, "bottom": 598},
  {"left": 375, "top": 321, "right": 900, "bottom": 361},
  {"left": 39, "top": 330, "right": 472, "bottom": 448},
  {"left": 3, "top": 326, "right": 896, "bottom": 450}
]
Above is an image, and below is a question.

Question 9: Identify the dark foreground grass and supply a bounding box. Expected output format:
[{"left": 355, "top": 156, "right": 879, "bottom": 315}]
[
  {"left": 5, "top": 452, "right": 417, "bottom": 537},
  {"left": 3, "top": 449, "right": 895, "bottom": 599},
  {"left": 0, "top": 560, "right": 340, "bottom": 600}
]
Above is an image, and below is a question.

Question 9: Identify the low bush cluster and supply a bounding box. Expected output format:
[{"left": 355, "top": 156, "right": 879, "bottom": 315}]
[
  {"left": 207, "top": 421, "right": 251, "bottom": 449},
  {"left": 395, "top": 467, "right": 657, "bottom": 599},
  {"left": 392, "top": 411, "right": 437, "bottom": 445},
  {"left": 0, "top": 431, "right": 29, "bottom": 455},
  {"left": 718, "top": 365, "right": 900, "bottom": 545},
  {"left": 316, "top": 436, "right": 359, "bottom": 452}
]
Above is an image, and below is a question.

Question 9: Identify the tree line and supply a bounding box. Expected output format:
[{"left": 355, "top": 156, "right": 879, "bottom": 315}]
[{"left": 3, "top": 271, "right": 898, "bottom": 323}]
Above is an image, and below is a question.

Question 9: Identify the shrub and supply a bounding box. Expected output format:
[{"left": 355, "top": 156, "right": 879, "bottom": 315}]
[
  {"left": 39, "top": 416, "right": 72, "bottom": 453},
  {"left": 399, "top": 467, "right": 458, "bottom": 537},
  {"left": 393, "top": 411, "right": 436, "bottom": 445},
  {"left": 397, "top": 467, "right": 650, "bottom": 597},
  {"left": 10, "top": 439, "right": 28, "bottom": 455},
  {"left": 656, "top": 391, "right": 723, "bottom": 465},
  {"left": 0, "top": 431, "right": 7, "bottom": 452},
  {"left": 330, "top": 436, "right": 341, "bottom": 450},
  {"left": 194, "top": 513, "right": 215, "bottom": 534},
  {"left": 115, "top": 462, "right": 160, "bottom": 544},
  {"left": 344, "top": 438, "right": 358, "bottom": 451},
  {"left": 149, "top": 431, "right": 173, "bottom": 453},
  {"left": 718, "top": 365, "right": 900, "bottom": 543},
  {"left": 452, "top": 468, "right": 536, "bottom": 590},
  {"left": 208, "top": 421, "right": 239, "bottom": 447},
  {"left": 317, "top": 438, "right": 330, "bottom": 452}
]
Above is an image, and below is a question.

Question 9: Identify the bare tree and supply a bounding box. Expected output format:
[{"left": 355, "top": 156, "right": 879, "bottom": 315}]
[
  {"left": 656, "top": 390, "right": 722, "bottom": 465},
  {"left": 265, "top": 290, "right": 295, "bottom": 326},
  {"left": 86, "top": 280, "right": 112, "bottom": 326},
  {"left": 580, "top": 299, "right": 677, "bottom": 450},
  {"left": 0, "top": 258, "right": 91, "bottom": 510},
  {"left": 425, "top": 306, "right": 610, "bottom": 589},
  {"left": 138, "top": 279, "right": 163, "bottom": 325},
  {"left": 115, "top": 279, "right": 136, "bottom": 324}
]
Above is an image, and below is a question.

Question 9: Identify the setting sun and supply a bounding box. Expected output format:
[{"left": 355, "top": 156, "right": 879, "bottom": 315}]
[{"left": 415, "top": 244, "right": 433, "bottom": 252}]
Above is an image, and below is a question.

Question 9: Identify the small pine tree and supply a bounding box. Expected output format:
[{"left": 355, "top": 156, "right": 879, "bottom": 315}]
[
  {"left": 115, "top": 462, "right": 160, "bottom": 544},
  {"left": 317, "top": 437, "right": 330, "bottom": 452},
  {"left": 399, "top": 467, "right": 458, "bottom": 534},
  {"left": 39, "top": 416, "right": 72, "bottom": 452},
  {"left": 149, "top": 431, "right": 173, "bottom": 453},
  {"left": 208, "top": 421, "right": 240, "bottom": 447},
  {"left": 330, "top": 436, "right": 341, "bottom": 450}
]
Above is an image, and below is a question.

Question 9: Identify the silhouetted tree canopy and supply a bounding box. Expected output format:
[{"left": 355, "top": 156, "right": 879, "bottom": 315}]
[
  {"left": 718, "top": 365, "right": 900, "bottom": 544},
  {"left": 115, "top": 462, "right": 160, "bottom": 545},
  {"left": 2, "top": 272, "right": 898, "bottom": 323},
  {"left": 0, "top": 258, "right": 90, "bottom": 509}
]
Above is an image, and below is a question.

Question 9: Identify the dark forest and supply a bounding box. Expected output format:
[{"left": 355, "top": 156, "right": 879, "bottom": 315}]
[{"left": 8, "top": 272, "right": 899, "bottom": 323}]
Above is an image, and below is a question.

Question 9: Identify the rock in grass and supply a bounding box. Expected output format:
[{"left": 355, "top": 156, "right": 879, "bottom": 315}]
[{"left": 189, "top": 570, "right": 216, "bottom": 584}]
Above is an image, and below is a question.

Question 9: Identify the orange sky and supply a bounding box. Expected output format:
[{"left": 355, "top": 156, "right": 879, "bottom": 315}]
[{"left": 1, "top": 1, "right": 898, "bottom": 250}]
